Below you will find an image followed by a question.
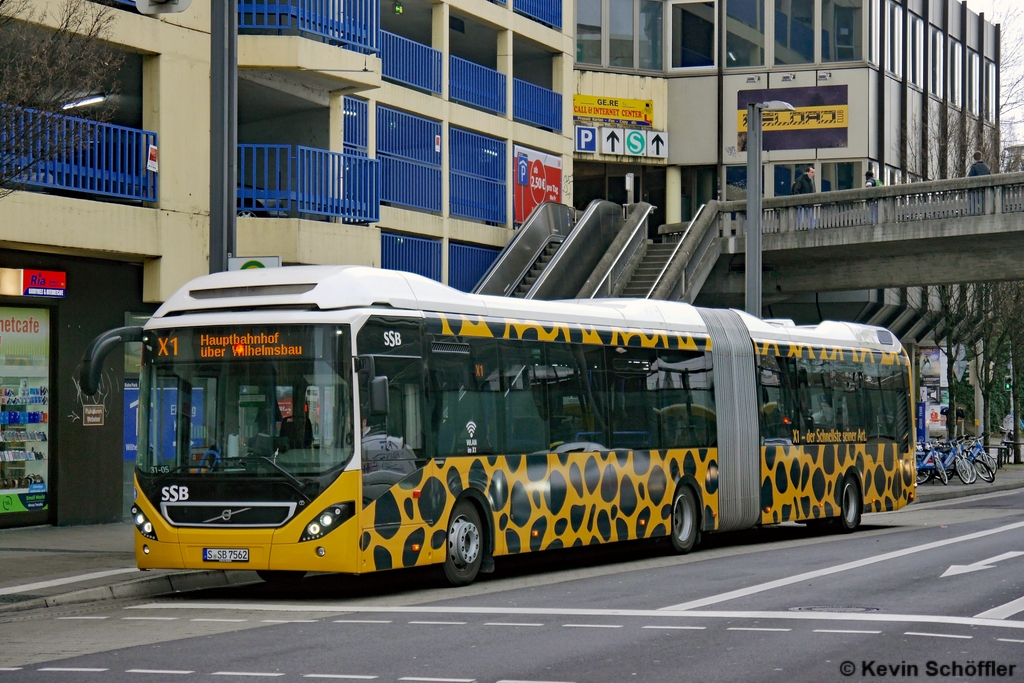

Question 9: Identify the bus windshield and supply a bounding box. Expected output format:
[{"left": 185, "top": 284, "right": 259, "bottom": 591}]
[{"left": 138, "top": 325, "right": 354, "bottom": 486}]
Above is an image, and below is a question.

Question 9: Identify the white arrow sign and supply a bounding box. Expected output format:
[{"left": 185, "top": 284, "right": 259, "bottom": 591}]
[{"left": 941, "top": 551, "right": 1024, "bottom": 577}]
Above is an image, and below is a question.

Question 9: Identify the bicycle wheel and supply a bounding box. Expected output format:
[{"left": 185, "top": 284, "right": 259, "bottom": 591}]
[
  {"left": 934, "top": 457, "right": 949, "bottom": 484},
  {"left": 974, "top": 458, "right": 995, "bottom": 483},
  {"left": 955, "top": 455, "right": 976, "bottom": 484},
  {"left": 916, "top": 465, "right": 932, "bottom": 486}
]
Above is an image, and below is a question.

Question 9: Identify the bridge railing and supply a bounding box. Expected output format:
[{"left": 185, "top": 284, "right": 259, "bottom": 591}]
[{"left": 713, "top": 172, "right": 1024, "bottom": 238}]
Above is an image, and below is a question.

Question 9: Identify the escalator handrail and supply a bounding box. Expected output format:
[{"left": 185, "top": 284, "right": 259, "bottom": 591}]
[
  {"left": 524, "top": 199, "right": 608, "bottom": 299},
  {"left": 507, "top": 234, "right": 565, "bottom": 296},
  {"left": 646, "top": 203, "right": 706, "bottom": 299},
  {"left": 588, "top": 203, "right": 654, "bottom": 298}
]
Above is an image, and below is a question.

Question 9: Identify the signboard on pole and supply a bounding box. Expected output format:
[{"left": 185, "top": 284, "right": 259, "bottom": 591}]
[
  {"left": 573, "top": 95, "right": 654, "bottom": 127},
  {"left": 513, "top": 145, "right": 562, "bottom": 224}
]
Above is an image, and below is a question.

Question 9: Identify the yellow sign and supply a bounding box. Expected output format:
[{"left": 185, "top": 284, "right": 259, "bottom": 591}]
[
  {"left": 738, "top": 105, "right": 849, "bottom": 132},
  {"left": 573, "top": 95, "right": 654, "bottom": 127}
]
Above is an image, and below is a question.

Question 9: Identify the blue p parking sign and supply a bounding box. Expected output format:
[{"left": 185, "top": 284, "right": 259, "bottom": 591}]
[
  {"left": 575, "top": 126, "right": 597, "bottom": 153},
  {"left": 516, "top": 153, "right": 529, "bottom": 185}
]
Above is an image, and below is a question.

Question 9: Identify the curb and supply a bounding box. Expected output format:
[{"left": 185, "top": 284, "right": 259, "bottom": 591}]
[
  {"left": 0, "top": 569, "right": 259, "bottom": 615},
  {"left": 914, "top": 476, "right": 1024, "bottom": 504}
]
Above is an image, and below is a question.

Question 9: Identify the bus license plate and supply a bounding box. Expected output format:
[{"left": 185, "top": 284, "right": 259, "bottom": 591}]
[{"left": 203, "top": 548, "right": 249, "bottom": 563}]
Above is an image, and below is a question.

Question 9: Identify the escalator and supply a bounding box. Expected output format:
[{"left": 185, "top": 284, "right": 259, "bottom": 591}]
[{"left": 472, "top": 200, "right": 648, "bottom": 300}]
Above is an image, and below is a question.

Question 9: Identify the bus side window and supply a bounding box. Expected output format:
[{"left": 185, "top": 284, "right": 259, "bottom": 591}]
[
  {"left": 430, "top": 337, "right": 500, "bottom": 457},
  {"left": 759, "top": 354, "right": 793, "bottom": 442},
  {"left": 655, "top": 350, "right": 715, "bottom": 449},
  {"left": 498, "top": 341, "right": 549, "bottom": 454}
]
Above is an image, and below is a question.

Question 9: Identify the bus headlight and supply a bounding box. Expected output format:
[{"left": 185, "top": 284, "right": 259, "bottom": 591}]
[
  {"left": 300, "top": 502, "right": 355, "bottom": 542},
  {"left": 131, "top": 505, "right": 158, "bottom": 541}
]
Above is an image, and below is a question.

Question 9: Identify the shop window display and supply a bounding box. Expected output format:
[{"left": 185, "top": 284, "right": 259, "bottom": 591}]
[{"left": 0, "top": 307, "right": 49, "bottom": 515}]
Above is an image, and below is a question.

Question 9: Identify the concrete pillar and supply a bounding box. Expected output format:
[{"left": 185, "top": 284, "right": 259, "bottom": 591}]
[
  {"left": 329, "top": 93, "right": 345, "bottom": 154},
  {"left": 552, "top": 52, "right": 573, "bottom": 135},
  {"left": 497, "top": 29, "right": 514, "bottom": 121},
  {"left": 366, "top": 98, "right": 377, "bottom": 158},
  {"left": 666, "top": 165, "right": 682, "bottom": 224},
  {"left": 432, "top": 2, "right": 450, "bottom": 100}
]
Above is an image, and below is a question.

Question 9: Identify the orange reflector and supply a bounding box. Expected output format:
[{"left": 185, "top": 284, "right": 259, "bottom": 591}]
[
  {"left": 411, "top": 544, "right": 421, "bottom": 552},
  {"left": 909, "top": 491, "right": 915, "bottom": 501},
  {"left": 763, "top": 507, "right": 771, "bottom": 513},
  {"left": 639, "top": 518, "right": 646, "bottom": 525},
  {"left": 531, "top": 530, "right": 539, "bottom": 537},
  {"left": 412, "top": 490, "right": 421, "bottom": 499}
]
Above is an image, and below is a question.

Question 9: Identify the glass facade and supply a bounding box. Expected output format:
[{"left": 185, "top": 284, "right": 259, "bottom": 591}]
[
  {"left": 0, "top": 307, "right": 50, "bottom": 518},
  {"left": 886, "top": 0, "right": 901, "bottom": 77},
  {"left": 929, "top": 26, "right": 943, "bottom": 98},
  {"left": 968, "top": 49, "right": 980, "bottom": 115},
  {"left": 672, "top": 2, "right": 716, "bottom": 68},
  {"left": 909, "top": 14, "right": 923, "bottom": 87},
  {"left": 950, "top": 39, "right": 962, "bottom": 107},
  {"left": 726, "top": 0, "right": 765, "bottom": 67},
  {"left": 639, "top": 0, "right": 664, "bottom": 69},
  {"left": 822, "top": 0, "right": 862, "bottom": 62},
  {"left": 986, "top": 60, "right": 997, "bottom": 122},
  {"left": 774, "top": 0, "right": 814, "bottom": 65},
  {"left": 577, "top": 0, "right": 602, "bottom": 64},
  {"left": 610, "top": 0, "right": 635, "bottom": 67}
]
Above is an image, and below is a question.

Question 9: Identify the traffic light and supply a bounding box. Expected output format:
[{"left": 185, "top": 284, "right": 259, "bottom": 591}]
[{"left": 1006, "top": 375, "right": 1013, "bottom": 391}]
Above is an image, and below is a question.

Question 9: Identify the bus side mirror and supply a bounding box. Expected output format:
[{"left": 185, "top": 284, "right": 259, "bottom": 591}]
[{"left": 370, "top": 376, "right": 389, "bottom": 415}]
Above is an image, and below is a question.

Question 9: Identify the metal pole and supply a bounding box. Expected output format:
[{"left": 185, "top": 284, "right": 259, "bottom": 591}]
[
  {"left": 744, "top": 103, "right": 762, "bottom": 318},
  {"left": 210, "top": 0, "right": 238, "bottom": 274}
]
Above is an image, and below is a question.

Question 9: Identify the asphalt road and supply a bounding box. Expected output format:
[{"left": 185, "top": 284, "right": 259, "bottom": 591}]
[{"left": 5, "top": 489, "right": 1024, "bottom": 682}]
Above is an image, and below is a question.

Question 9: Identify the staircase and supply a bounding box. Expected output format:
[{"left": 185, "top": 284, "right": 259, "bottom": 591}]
[
  {"left": 618, "top": 243, "right": 676, "bottom": 298},
  {"left": 512, "top": 241, "right": 561, "bottom": 298}
]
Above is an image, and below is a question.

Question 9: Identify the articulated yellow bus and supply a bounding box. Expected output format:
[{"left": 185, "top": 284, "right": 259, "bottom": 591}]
[{"left": 85, "top": 266, "right": 914, "bottom": 585}]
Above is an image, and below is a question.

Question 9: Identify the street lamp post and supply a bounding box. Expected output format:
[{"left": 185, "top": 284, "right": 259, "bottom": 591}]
[
  {"left": 210, "top": 0, "right": 238, "bottom": 274},
  {"left": 744, "top": 100, "right": 794, "bottom": 318}
]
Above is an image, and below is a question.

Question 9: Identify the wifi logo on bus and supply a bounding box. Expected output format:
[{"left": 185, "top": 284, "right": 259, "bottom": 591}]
[{"left": 465, "top": 421, "right": 477, "bottom": 438}]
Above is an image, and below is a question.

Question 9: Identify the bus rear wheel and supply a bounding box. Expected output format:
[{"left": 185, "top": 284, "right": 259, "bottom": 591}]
[
  {"left": 257, "top": 570, "right": 307, "bottom": 585},
  {"left": 836, "top": 477, "right": 862, "bottom": 533},
  {"left": 443, "top": 501, "right": 483, "bottom": 586},
  {"left": 670, "top": 486, "right": 700, "bottom": 554}
]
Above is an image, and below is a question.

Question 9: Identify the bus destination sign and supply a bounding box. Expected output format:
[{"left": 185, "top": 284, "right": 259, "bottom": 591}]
[{"left": 149, "top": 327, "right": 322, "bottom": 362}]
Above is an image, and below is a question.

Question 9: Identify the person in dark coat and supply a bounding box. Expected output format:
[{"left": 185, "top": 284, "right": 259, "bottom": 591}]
[
  {"left": 792, "top": 166, "right": 816, "bottom": 194},
  {"left": 968, "top": 152, "right": 991, "bottom": 176},
  {"left": 865, "top": 169, "right": 878, "bottom": 187}
]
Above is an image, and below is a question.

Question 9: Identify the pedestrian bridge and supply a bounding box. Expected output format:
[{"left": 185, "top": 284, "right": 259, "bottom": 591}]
[{"left": 654, "top": 172, "right": 1024, "bottom": 309}]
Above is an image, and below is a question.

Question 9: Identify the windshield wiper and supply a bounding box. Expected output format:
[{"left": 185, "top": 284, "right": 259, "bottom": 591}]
[{"left": 216, "top": 456, "right": 312, "bottom": 497}]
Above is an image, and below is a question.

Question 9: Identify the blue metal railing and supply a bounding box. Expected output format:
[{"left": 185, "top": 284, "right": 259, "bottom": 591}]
[
  {"left": 449, "top": 127, "right": 506, "bottom": 224},
  {"left": 1, "top": 106, "right": 157, "bottom": 202},
  {"left": 238, "top": 0, "right": 379, "bottom": 53},
  {"left": 449, "top": 242, "right": 500, "bottom": 292},
  {"left": 344, "top": 96, "right": 368, "bottom": 156},
  {"left": 513, "top": 0, "right": 561, "bottom": 29},
  {"left": 381, "top": 232, "right": 442, "bottom": 281},
  {"left": 381, "top": 31, "right": 442, "bottom": 94},
  {"left": 513, "top": 79, "right": 562, "bottom": 131},
  {"left": 450, "top": 56, "right": 506, "bottom": 115},
  {"left": 236, "top": 143, "right": 379, "bottom": 223},
  {"left": 377, "top": 106, "right": 442, "bottom": 213}
]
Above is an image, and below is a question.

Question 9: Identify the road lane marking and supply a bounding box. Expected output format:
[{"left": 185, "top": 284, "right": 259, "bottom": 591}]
[
  {"left": 408, "top": 621, "right": 466, "bottom": 625},
  {"left": 942, "top": 551, "right": 1024, "bottom": 578},
  {"left": 398, "top": 678, "right": 476, "bottom": 683},
  {"left": 661, "top": 520, "right": 1024, "bottom": 611},
  {"left": 212, "top": 673, "right": 285, "bottom": 677},
  {"left": 262, "top": 619, "right": 318, "bottom": 623},
  {"left": 485, "top": 622, "right": 545, "bottom": 627},
  {"left": 0, "top": 568, "right": 139, "bottom": 596},
  {"left": 334, "top": 619, "right": 392, "bottom": 624},
  {"left": 57, "top": 616, "right": 108, "bottom": 620},
  {"left": 905, "top": 631, "right": 973, "bottom": 639},
  {"left": 976, "top": 594, "right": 1024, "bottom": 620},
  {"left": 126, "top": 670, "right": 194, "bottom": 675},
  {"left": 642, "top": 625, "right": 705, "bottom": 630},
  {"left": 191, "top": 618, "right": 247, "bottom": 622},
  {"left": 123, "top": 617, "right": 178, "bottom": 621},
  {"left": 0, "top": 668, "right": 22, "bottom": 671},
  {"left": 303, "top": 676, "right": 379, "bottom": 680},
  {"left": 813, "top": 629, "right": 881, "bottom": 634},
  {"left": 38, "top": 668, "right": 109, "bottom": 672},
  {"left": 495, "top": 680, "right": 575, "bottom": 683},
  {"left": 998, "top": 638, "right": 1024, "bottom": 643},
  {"left": 728, "top": 627, "right": 791, "bottom": 632},
  {"left": 128, "top": 603, "right": 1024, "bottom": 631},
  {"left": 562, "top": 624, "right": 622, "bottom": 628}
]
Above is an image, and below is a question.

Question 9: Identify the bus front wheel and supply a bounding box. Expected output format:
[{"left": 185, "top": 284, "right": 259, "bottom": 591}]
[
  {"left": 670, "top": 486, "right": 700, "bottom": 554},
  {"left": 443, "top": 501, "right": 483, "bottom": 586}
]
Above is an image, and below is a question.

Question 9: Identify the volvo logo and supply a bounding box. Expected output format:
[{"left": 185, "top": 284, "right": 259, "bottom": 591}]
[{"left": 203, "top": 507, "right": 252, "bottom": 524}]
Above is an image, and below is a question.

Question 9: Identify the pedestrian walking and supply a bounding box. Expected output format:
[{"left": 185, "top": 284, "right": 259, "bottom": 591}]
[
  {"left": 865, "top": 169, "right": 879, "bottom": 187},
  {"left": 968, "top": 152, "right": 991, "bottom": 176},
  {"left": 791, "top": 166, "right": 816, "bottom": 194}
]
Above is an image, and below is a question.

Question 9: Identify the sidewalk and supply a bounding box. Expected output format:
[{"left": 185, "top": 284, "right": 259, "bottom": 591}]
[{"left": 2, "top": 466, "right": 1023, "bottom": 614}]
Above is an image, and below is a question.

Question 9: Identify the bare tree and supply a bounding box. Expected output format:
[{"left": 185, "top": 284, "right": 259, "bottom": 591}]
[{"left": 0, "top": 0, "right": 123, "bottom": 198}]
